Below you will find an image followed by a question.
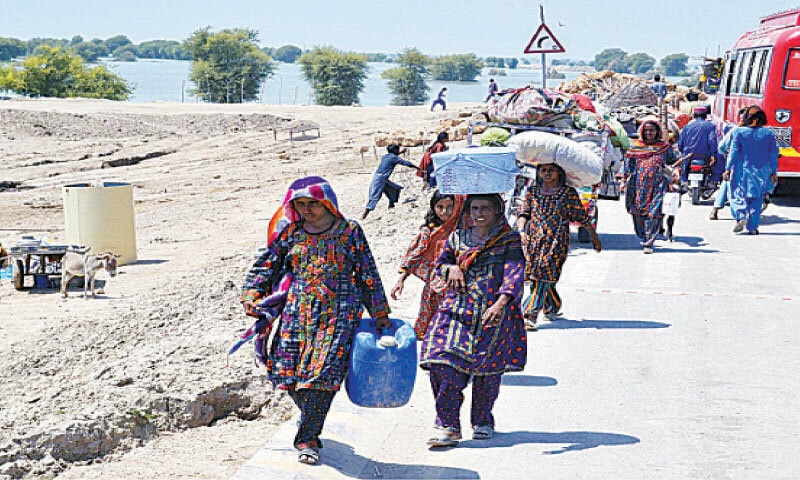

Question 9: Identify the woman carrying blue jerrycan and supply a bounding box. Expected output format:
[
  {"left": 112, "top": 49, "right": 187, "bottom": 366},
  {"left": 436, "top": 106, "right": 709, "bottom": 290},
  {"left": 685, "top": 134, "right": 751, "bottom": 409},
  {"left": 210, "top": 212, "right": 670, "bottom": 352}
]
[
  {"left": 420, "top": 193, "right": 527, "bottom": 448},
  {"left": 240, "top": 176, "right": 391, "bottom": 466}
]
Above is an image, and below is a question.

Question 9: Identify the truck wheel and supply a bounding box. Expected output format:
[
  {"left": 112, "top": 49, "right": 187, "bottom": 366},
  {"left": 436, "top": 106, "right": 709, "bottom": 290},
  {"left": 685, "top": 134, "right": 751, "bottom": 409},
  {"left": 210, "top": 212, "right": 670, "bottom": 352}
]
[
  {"left": 12, "top": 260, "right": 24, "bottom": 290},
  {"left": 691, "top": 187, "right": 700, "bottom": 205}
]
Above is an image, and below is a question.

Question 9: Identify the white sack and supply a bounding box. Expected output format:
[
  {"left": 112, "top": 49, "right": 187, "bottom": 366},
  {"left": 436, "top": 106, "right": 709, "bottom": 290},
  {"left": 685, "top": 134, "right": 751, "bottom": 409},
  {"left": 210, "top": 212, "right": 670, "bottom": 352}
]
[{"left": 507, "top": 131, "right": 604, "bottom": 187}]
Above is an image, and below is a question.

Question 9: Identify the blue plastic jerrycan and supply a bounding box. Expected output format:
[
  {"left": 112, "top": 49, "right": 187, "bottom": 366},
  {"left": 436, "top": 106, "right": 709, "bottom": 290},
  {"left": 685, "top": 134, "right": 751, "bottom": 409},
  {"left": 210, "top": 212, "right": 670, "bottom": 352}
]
[{"left": 346, "top": 318, "right": 417, "bottom": 408}]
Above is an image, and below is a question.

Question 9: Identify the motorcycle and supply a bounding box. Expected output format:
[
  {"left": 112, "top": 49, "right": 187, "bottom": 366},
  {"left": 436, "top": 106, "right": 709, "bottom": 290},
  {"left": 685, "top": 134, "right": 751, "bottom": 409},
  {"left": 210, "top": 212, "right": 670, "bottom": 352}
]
[{"left": 685, "top": 154, "right": 719, "bottom": 205}]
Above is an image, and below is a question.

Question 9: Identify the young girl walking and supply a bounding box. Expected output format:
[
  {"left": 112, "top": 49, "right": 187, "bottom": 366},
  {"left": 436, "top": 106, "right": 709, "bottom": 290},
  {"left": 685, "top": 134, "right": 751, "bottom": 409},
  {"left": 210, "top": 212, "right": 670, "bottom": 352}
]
[
  {"left": 391, "top": 190, "right": 464, "bottom": 339},
  {"left": 515, "top": 164, "right": 602, "bottom": 330}
]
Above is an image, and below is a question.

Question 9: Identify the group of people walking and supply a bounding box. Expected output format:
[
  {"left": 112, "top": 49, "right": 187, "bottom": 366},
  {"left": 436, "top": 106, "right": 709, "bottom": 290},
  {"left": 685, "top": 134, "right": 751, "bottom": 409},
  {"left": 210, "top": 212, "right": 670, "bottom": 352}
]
[
  {"left": 238, "top": 102, "right": 777, "bottom": 466},
  {"left": 240, "top": 153, "right": 603, "bottom": 464},
  {"left": 622, "top": 105, "right": 778, "bottom": 253}
]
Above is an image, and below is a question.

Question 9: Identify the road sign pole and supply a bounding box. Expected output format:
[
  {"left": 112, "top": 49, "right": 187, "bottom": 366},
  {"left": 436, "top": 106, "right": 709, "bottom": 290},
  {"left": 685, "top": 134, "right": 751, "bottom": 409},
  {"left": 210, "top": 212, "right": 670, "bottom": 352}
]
[
  {"left": 540, "top": 6, "right": 546, "bottom": 88},
  {"left": 542, "top": 53, "right": 546, "bottom": 88}
]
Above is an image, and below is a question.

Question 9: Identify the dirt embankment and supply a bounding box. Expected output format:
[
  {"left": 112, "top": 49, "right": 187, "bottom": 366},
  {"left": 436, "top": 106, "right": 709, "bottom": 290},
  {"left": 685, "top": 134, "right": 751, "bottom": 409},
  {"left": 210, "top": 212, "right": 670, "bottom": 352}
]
[{"left": 0, "top": 98, "right": 475, "bottom": 479}]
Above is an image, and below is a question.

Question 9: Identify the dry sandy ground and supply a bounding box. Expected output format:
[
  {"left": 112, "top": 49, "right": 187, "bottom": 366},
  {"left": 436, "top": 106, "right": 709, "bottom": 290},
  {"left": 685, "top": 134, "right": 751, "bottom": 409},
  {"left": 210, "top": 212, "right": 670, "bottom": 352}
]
[{"left": 0, "top": 98, "right": 480, "bottom": 479}]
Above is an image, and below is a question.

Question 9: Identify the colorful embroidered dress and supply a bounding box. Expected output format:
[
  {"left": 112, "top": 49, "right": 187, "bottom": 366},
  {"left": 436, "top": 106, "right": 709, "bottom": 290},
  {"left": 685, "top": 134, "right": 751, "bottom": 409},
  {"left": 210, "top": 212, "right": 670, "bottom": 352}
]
[
  {"left": 242, "top": 219, "right": 390, "bottom": 391},
  {"left": 520, "top": 186, "right": 589, "bottom": 283},
  {"left": 624, "top": 119, "right": 674, "bottom": 247},
  {"left": 398, "top": 196, "right": 465, "bottom": 339},
  {"left": 624, "top": 124, "right": 674, "bottom": 219},
  {"left": 420, "top": 225, "right": 526, "bottom": 376}
]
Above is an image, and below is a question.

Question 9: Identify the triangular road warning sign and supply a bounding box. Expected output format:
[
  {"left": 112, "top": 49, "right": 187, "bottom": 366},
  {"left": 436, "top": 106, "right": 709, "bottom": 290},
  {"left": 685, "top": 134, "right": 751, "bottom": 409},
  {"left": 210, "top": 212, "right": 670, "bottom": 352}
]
[{"left": 524, "top": 23, "right": 565, "bottom": 54}]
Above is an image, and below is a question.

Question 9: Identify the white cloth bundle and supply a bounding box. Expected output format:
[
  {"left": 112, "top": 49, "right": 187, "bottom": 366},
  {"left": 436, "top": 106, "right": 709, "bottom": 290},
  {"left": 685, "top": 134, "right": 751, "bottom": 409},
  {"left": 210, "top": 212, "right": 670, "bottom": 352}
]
[{"left": 507, "top": 131, "right": 604, "bottom": 187}]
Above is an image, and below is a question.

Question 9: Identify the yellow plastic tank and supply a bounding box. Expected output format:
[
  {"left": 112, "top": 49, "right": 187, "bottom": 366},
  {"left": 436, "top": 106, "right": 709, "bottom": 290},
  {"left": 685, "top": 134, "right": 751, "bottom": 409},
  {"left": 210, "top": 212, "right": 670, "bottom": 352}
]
[{"left": 63, "top": 182, "right": 137, "bottom": 265}]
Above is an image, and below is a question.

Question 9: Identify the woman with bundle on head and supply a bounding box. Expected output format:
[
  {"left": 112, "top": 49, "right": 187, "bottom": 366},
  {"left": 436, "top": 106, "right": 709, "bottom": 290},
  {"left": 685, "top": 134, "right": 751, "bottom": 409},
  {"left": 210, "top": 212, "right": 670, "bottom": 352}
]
[
  {"left": 724, "top": 105, "right": 779, "bottom": 235},
  {"left": 241, "top": 176, "right": 391, "bottom": 466},
  {"left": 391, "top": 190, "right": 465, "bottom": 339},
  {"left": 420, "top": 193, "right": 526, "bottom": 448},
  {"left": 515, "top": 164, "right": 601, "bottom": 331},
  {"left": 623, "top": 117, "right": 676, "bottom": 254}
]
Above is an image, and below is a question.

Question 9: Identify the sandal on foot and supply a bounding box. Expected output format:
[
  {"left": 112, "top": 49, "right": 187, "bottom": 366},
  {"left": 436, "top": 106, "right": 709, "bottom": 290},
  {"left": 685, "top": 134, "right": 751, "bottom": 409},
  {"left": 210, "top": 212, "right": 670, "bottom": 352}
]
[
  {"left": 473, "top": 425, "right": 494, "bottom": 440},
  {"left": 427, "top": 428, "right": 461, "bottom": 447},
  {"left": 298, "top": 447, "right": 319, "bottom": 465},
  {"left": 525, "top": 319, "right": 538, "bottom": 331}
]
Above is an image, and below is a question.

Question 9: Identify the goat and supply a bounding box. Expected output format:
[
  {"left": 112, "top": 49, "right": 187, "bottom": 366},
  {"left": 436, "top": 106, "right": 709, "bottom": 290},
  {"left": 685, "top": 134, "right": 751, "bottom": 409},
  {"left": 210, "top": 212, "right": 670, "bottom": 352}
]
[{"left": 61, "top": 251, "right": 119, "bottom": 299}]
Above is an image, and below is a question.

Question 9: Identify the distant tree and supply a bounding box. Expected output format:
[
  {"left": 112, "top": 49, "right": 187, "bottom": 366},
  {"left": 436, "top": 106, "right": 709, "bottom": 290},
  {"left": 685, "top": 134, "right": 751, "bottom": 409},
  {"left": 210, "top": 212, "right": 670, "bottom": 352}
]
[
  {"left": 70, "top": 41, "right": 107, "bottom": 62},
  {"left": 625, "top": 52, "right": 656, "bottom": 74},
  {"left": 382, "top": 47, "right": 430, "bottom": 106},
  {"left": 112, "top": 44, "right": 138, "bottom": 58},
  {"left": 594, "top": 48, "right": 628, "bottom": 72},
  {"left": 0, "top": 46, "right": 130, "bottom": 99},
  {"left": 299, "top": 46, "right": 369, "bottom": 105},
  {"left": 430, "top": 53, "right": 482, "bottom": 82},
  {"left": 69, "top": 35, "right": 84, "bottom": 46},
  {"left": 366, "top": 53, "right": 387, "bottom": 62},
  {"left": 273, "top": 44, "right": 302, "bottom": 63},
  {"left": 71, "top": 64, "right": 132, "bottom": 99},
  {"left": 484, "top": 56, "right": 505, "bottom": 68},
  {"left": 506, "top": 58, "right": 518, "bottom": 69},
  {"left": 661, "top": 53, "right": 690, "bottom": 76},
  {"left": 551, "top": 59, "right": 565, "bottom": 66},
  {"left": 184, "top": 27, "right": 274, "bottom": 103},
  {"left": 137, "top": 40, "right": 189, "bottom": 60},
  {"left": 104, "top": 35, "right": 132, "bottom": 52},
  {"left": 114, "top": 51, "right": 137, "bottom": 62},
  {"left": 0, "top": 37, "right": 26, "bottom": 61},
  {"left": 27, "top": 38, "right": 68, "bottom": 55}
]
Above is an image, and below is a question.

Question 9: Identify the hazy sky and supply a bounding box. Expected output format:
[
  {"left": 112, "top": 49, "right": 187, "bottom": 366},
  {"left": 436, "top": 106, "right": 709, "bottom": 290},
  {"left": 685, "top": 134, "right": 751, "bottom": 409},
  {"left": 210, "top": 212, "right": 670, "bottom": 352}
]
[{"left": 1, "top": 1, "right": 799, "bottom": 60}]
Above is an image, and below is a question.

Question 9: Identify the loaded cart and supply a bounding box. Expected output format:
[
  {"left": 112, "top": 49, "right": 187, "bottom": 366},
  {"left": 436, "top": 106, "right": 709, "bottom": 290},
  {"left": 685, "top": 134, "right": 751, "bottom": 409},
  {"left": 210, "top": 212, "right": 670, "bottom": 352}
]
[
  {"left": 468, "top": 122, "right": 609, "bottom": 243},
  {"left": 8, "top": 238, "right": 89, "bottom": 290}
]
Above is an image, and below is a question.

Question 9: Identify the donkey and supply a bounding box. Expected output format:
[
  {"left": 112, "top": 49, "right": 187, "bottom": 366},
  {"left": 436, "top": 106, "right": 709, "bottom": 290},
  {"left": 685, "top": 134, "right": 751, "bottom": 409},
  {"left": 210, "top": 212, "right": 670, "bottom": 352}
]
[{"left": 61, "top": 251, "right": 119, "bottom": 299}]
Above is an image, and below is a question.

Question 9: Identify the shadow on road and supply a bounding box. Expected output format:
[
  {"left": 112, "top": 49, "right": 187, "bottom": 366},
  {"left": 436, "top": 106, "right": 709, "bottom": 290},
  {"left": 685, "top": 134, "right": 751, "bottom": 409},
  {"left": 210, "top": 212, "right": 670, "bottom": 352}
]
[
  {"left": 501, "top": 375, "right": 557, "bottom": 387},
  {"left": 323, "top": 439, "right": 480, "bottom": 479},
  {"left": 758, "top": 214, "right": 800, "bottom": 226},
  {"left": 459, "top": 430, "right": 640, "bottom": 454},
  {"left": 587, "top": 233, "right": 717, "bottom": 252},
  {"left": 128, "top": 259, "right": 168, "bottom": 265},
  {"left": 537, "top": 319, "right": 670, "bottom": 330}
]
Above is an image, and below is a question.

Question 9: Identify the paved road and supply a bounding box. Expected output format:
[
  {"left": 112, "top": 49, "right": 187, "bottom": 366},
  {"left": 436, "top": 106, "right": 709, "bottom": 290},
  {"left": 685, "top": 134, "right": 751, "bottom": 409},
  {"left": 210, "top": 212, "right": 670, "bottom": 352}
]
[{"left": 234, "top": 188, "right": 800, "bottom": 480}]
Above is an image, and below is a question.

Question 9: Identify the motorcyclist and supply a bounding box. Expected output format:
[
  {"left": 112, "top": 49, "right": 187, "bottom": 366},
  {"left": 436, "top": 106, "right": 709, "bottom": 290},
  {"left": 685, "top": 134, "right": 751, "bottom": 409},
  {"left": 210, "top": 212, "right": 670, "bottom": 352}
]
[{"left": 677, "top": 105, "right": 721, "bottom": 185}]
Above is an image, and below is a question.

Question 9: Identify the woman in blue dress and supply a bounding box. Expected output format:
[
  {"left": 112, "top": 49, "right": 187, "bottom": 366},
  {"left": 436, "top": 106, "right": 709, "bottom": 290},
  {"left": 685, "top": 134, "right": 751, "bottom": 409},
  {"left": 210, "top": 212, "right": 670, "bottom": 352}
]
[{"left": 724, "top": 105, "right": 779, "bottom": 235}]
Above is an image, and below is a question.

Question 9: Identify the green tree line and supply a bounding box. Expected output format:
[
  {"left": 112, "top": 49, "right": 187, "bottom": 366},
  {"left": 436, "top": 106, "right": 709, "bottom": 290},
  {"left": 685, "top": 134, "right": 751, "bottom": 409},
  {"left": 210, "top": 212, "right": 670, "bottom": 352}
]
[{"left": 593, "top": 48, "right": 690, "bottom": 76}]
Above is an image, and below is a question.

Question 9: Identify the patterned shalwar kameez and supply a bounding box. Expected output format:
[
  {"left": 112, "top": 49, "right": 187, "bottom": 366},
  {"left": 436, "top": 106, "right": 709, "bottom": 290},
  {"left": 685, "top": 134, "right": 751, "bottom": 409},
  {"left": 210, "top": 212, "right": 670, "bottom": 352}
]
[
  {"left": 519, "top": 185, "right": 590, "bottom": 321},
  {"left": 399, "top": 225, "right": 446, "bottom": 339},
  {"left": 624, "top": 122, "right": 674, "bottom": 248},
  {"left": 420, "top": 224, "right": 526, "bottom": 435},
  {"left": 242, "top": 219, "right": 390, "bottom": 451}
]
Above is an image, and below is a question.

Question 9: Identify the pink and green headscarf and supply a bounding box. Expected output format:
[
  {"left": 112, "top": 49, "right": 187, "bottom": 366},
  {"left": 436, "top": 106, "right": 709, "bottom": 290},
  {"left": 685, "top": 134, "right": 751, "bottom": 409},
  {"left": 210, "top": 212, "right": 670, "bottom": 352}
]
[{"left": 267, "top": 176, "right": 343, "bottom": 245}]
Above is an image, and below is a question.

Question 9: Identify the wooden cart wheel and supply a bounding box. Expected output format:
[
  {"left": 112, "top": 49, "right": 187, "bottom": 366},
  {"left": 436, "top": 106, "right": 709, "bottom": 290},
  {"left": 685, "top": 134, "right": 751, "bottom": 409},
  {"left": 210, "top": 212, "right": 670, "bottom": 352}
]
[{"left": 12, "top": 259, "right": 24, "bottom": 290}]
